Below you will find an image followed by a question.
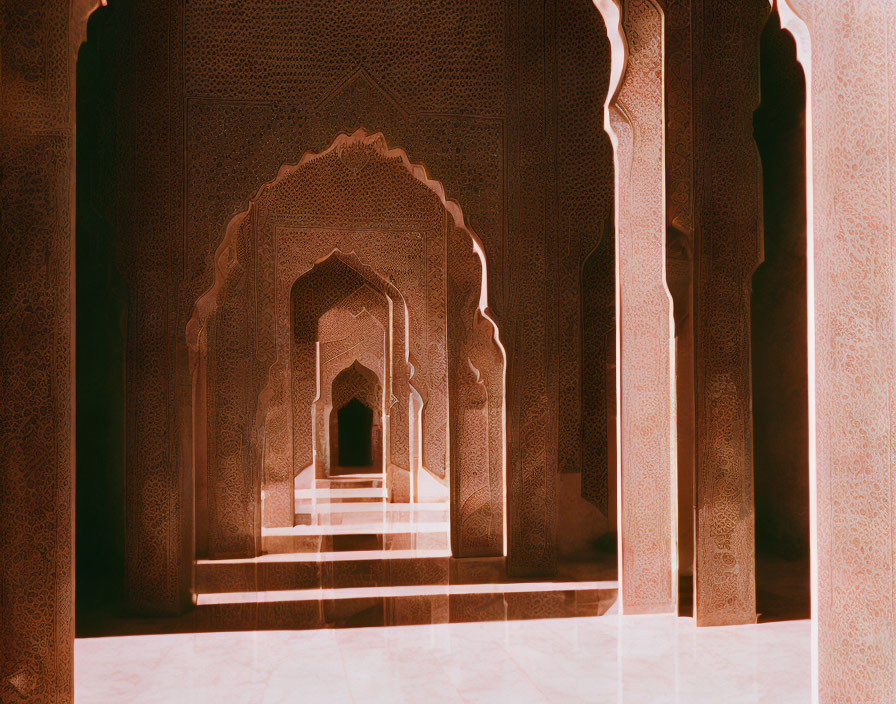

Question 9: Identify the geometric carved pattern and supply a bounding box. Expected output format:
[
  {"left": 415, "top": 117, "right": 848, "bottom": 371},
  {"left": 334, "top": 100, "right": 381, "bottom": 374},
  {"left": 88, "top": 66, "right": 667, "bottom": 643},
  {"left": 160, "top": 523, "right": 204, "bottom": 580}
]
[
  {"left": 557, "top": 0, "right": 616, "bottom": 489},
  {"left": 1, "top": 0, "right": 78, "bottom": 696},
  {"left": 332, "top": 361, "right": 383, "bottom": 416},
  {"left": 581, "top": 224, "right": 616, "bottom": 513},
  {"left": 598, "top": 0, "right": 676, "bottom": 614},
  {"left": 177, "top": 0, "right": 564, "bottom": 577},
  {"left": 505, "top": 0, "right": 559, "bottom": 577}
]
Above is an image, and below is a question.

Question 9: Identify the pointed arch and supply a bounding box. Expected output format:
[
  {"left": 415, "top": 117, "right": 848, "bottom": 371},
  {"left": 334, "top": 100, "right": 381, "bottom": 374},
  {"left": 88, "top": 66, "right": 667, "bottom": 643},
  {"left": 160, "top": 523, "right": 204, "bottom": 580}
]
[{"left": 185, "top": 128, "right": 506, "bottom": 555}]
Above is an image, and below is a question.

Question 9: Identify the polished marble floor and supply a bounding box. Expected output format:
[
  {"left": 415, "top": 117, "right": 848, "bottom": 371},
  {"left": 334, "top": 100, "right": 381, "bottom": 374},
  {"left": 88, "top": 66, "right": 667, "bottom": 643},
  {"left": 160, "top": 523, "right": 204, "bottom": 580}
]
[{"left": 75, "top": 615, "right": 810, "bottom": 703}]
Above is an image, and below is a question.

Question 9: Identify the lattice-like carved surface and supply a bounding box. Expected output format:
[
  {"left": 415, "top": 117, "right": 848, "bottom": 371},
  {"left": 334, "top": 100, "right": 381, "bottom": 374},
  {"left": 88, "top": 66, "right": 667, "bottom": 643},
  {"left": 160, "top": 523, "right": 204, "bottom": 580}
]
[
  {"left": 191, "top": 130, "right": 495, "bottom": 535},
  {"left": 176, "top": 0, "right": 612, "bottom": 577},
  {"left": 664, "top": 0, "right": 694, "bottom": 247},
  {"left": 581, "top": 222, "right": 616, "bottom": 514},
  {"left": 1, "top": 0, "right": 76, "bottom": 697},
  {"left": 504, "top": 0, "right": 558, "bottom": 577},
  {"left": 183, "top": 0, "right": 506, "bottom": 113},
  {"left": 332, "top": 361, "right": 383, "bottom": 413}
]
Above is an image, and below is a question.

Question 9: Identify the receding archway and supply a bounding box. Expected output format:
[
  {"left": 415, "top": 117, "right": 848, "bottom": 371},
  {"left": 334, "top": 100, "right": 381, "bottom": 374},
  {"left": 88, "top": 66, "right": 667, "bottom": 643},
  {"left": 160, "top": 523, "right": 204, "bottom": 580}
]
[
  {"left": 328, "top": 361, "right": 384, "bottom": 476},
  {"left": 187, "top": 129, "right": 506, "bottom": 557}
]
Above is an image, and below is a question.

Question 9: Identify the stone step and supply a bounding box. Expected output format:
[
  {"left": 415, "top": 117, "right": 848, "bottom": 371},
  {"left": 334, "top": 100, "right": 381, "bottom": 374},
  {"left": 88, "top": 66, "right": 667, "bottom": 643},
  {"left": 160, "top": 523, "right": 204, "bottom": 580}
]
[
  {"left": 298, "top": 501, "right": 449, "bottom": 513},
  {"left": 196, "top": 553, "right": 616, "bottom": 593},
  {"left": 316, "top": 475, "right": 383, "bottom": 489},
  {"left": 296, "top": 508, "right": 451, "bottom": 526},
  {"left": 294, "top": 501, "right": 450, "bottom": 525},
  {"left": 295, "top": 487, "right": 386, "bottom": 503},
  {"left": 196, "top": 554, "right": 452, "bottom": 594},
  {"left": 192, "top": 580, "right": 618, "bottom": 631},
  {"left": 261, "top": 530, "right": 449, "bottom": 555},
  {"left": 266, "top": 522, "right": 450, "bottom": 536}
]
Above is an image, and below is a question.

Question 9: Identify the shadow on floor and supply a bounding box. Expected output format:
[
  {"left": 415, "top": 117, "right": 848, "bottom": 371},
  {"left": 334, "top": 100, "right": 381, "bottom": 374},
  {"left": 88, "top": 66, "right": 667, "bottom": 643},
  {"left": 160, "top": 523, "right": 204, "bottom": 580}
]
[{"left": 77, "top": 554, "right": 619, "bottom": 638}]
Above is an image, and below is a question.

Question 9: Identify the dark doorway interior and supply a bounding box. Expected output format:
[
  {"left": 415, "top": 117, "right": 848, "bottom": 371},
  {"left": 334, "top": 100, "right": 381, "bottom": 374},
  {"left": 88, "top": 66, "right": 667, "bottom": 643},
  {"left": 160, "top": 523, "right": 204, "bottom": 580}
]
[
  {"left": 752, "top": 8, "right": 810, "bottom": 622},
  {"left": 338, "top": 398, "right": 374, "bottom": 467}
]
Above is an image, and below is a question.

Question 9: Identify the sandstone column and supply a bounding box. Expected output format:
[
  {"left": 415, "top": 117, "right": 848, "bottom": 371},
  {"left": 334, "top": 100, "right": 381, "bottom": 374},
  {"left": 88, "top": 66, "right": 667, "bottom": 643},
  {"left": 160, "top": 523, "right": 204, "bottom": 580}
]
[
  {"left": 779, "top": 1, "right": 896, "bottom": 701},
  {"left": 597, "top": 0, "right": 677, "bottom": 613},
  {"left": 664, "top": 0, "right": 697, "bottom": 590},
  {"left": 506, "top": 0, "right": 560, "bottom": 576},
  {"left": 123, "top": 0, "right": 192, "bottom": 615},
  {"left": 691, "top": 0, "right": 768, "bottom": 627},
  {"left": 0, "top": 1, "right": 83, "bottom": 700}
]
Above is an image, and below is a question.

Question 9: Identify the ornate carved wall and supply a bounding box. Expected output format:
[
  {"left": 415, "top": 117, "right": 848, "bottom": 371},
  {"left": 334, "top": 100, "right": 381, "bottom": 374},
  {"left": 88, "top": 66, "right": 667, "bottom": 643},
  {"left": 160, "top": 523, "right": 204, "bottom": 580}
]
[
  {"left": 123, "top": 0, "right": 191, "bottom": 616},
  {"left": 104, "top": 0, "right": 619, "bottom": 585},
  {"left": 752, "top": 10, "right": 809, "bottom": 565},
  {"left": 558, "top": 0, "right": 616, "bottom": 501},
  {"left": 8, "top": 2, "right": 896, "bottom": 703},
  {"left": 448, "top": 224, "right": 505, "bottom": 558},
  {"left": 505, "top": 0, "right": 559, "bottom": 576},
  {"left": 664, "top": 0, "right": 697, "bottom": 582}
]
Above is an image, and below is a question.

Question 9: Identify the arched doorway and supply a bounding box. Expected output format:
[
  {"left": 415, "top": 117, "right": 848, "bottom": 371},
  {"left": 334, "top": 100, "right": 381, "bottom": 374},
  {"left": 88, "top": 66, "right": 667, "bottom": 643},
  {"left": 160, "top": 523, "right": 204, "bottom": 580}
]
[
  {"left": 329, "top": 361, "right": 384, "bottom": 476},
  {"left": 187, "top": 129, "right": 506, "bottom": 558}
]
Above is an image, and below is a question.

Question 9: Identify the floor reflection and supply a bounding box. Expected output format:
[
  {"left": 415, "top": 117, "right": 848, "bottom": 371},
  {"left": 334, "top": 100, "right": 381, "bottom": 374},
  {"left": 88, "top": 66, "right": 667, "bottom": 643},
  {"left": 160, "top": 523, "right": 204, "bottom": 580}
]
[{"left": 75, "top": 615, "right": 811, "bottom": 703}]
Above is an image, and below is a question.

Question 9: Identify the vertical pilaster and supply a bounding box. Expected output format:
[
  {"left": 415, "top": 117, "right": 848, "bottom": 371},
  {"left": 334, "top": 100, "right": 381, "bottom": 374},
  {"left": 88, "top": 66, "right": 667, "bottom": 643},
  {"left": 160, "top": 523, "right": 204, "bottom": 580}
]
[
  {"left": 506, "top": 0, "right": 560, "bottom": 576},
  {"left": 0, "top": 1, "right": 76, "bottom": 700},
  {"left": 691, "top": 0, "right": 768, "bottom": 627},
  {"left": 598, "top": 0, "right": 676, "bottom": 614},
  {"left": 124, "top": 0, "right": 191, "bottom": 614},
  {"left": 781, "top": 1, "right": 896, "bottom": 701},
  {"left": 664, "top": 0, "right": 696, "bottom": 586}
]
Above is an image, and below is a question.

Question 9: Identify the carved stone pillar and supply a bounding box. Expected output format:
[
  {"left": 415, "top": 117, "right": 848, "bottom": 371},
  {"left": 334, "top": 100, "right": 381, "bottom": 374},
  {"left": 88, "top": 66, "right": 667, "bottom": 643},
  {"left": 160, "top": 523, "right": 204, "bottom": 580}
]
[
  {"left": 691, "top": 0, "right": 768, "bottom": 627},
  {"left": 123, "top": 0, "right": 191, "bottom": 615},
  {"left": 0, "top": 1, "right": 82, "bottom": 700},
  {"left": 506, "top": 0, "right": 560, "bottom": 576},
  {"left": 448, "top": 224, "right": 504, "bottom": 558},
  {"left": 664, "top": 0, "right": 696, "bottom": 584},
  {"left": 597, "top": 0, "right": 677, "bottom": 614},
  {"left": 779, "top": 2, "right": 896, "bottom": 701}
]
